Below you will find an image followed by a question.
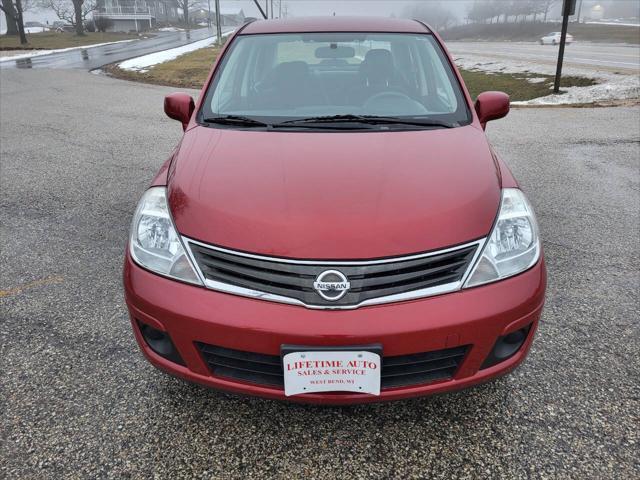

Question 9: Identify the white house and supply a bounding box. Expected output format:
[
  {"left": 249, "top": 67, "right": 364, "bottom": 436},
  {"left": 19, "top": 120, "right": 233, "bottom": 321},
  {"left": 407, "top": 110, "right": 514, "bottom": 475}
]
[{"left": 94, "top": 0, "right": 180, "bottom": 32}]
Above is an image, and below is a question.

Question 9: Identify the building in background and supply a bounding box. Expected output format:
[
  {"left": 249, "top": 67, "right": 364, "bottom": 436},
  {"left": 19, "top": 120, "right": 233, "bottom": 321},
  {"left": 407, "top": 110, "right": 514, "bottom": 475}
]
[
  {"left": 189, "top": 6, "right": 245, "bottom": 26},
  {"left": 219, "top": 6, "right": 245, "bottom": 25},
  {"left": 94, "top": 0, "right": 180, "bottom": 32}
]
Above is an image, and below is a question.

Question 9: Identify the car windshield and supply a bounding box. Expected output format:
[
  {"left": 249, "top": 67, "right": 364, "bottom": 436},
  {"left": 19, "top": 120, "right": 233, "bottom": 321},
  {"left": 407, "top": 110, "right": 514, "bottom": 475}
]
[{"left": 200, "top": 32, "right": 471, "bottom": 128}]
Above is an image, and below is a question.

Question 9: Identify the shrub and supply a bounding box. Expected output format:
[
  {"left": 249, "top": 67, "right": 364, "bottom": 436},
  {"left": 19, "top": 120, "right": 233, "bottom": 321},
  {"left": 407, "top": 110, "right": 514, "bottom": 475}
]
[
  {"left": 94, "top": 16, "right": 114, "bottom": 33},
  {"left": 84, "top": 20, "right": 96, "bottom": 32}
]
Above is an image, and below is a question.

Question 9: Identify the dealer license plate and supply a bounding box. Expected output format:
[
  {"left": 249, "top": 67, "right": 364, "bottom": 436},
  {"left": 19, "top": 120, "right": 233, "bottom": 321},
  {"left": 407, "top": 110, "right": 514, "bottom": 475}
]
[{"left": 282, "top": 350, "right": 381, "bottom": 396}]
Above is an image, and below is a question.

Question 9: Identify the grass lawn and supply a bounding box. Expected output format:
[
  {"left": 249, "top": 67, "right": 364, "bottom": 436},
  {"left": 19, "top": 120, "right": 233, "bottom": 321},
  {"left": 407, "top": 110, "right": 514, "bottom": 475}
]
[
  {"left": 106, "top": 46, "right": 220, "bottom": 89},
  {"left": 107, "top": 45, "right": 597, "bottom": 102},
  {"left": 0, "top": 31, "right": 141, "bottom": 50},
  {"left": 460, "top": 70, "right": 596, "bottom": 101}
]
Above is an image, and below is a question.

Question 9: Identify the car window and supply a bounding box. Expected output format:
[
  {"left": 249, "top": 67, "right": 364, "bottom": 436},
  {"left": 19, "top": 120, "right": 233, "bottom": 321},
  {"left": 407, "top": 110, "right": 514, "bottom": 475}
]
[{"left": 202, "top": 32, "right": 470, "bottom": 126}]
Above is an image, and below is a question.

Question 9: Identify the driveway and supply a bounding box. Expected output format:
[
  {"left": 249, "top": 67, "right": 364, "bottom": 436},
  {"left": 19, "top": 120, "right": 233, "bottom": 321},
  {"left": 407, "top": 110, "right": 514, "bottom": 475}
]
[
  {"left": 0, "top": 27, "right": 234, "bottom": 70},
  {"left": 0, "top": 69, "right": 638, "bottom": 479}
]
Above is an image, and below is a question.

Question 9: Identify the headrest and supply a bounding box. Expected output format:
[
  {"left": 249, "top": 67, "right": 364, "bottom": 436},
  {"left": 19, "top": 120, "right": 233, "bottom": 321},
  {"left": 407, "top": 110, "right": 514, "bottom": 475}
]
[
  {"left": 363, "top": 49, "right": 393, "bottom": 69},
  {"left": 273, "top": 61, "right": 310, "bottom": 81}
]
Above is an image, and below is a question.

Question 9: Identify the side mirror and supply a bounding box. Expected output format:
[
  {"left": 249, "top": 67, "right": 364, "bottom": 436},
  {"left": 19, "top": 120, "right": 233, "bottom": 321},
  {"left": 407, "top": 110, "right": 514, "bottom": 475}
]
[
  {"left": 164, "top": 93, "right": 194, "bottom": 131},
  {"left": 475, "top": 91, "right": 510, "bottom": 129}
]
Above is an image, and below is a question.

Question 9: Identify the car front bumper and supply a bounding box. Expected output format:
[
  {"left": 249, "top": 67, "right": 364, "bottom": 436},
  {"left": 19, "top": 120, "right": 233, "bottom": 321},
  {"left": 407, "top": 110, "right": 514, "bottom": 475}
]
[{"left": 123, "top": 253, "right": 546, "bottom": 405}]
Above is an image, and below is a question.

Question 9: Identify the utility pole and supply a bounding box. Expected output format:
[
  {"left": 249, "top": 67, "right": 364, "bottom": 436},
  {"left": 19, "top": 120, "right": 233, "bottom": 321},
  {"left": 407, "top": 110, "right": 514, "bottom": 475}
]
[
  {"left": 554, "top": 0, "right": 576, "bottom": 93},
  {"left": 575, "top": 0, "right": 583, "bottom": 23},
  {"left": 133, "top": 0, "right": 139, "bottom": 33},
  {"left": 207, "top": 0, "right": 211, "bottom": 28},
  {"left": 249, "top": 0, "right": 267, "bottom": 19},
  {"left": 214, "top": 0, "right": 221, "bottom": 44}
]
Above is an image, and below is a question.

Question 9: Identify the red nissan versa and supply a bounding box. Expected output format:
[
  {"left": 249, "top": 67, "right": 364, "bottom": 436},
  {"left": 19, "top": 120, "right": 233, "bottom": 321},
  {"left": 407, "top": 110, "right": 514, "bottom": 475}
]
[{"left": 123, "top": 17, "right": 546, "bottom": 404}]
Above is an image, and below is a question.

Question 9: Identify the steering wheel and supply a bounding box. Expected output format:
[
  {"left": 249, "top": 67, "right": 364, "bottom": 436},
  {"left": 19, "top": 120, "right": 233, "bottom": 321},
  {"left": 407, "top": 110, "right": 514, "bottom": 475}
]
[
  {"left": 364, "top": 91, "right": 413, "bottom": 105},
  {"left": 363, "top": 91, "right": 427, "bottom": 116}
]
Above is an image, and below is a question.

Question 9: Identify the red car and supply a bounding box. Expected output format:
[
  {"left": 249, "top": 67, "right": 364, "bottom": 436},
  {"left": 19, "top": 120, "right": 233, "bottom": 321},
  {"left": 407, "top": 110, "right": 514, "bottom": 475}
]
[{"left": 124, "top": 17, "right": 546, "bottom": 404}]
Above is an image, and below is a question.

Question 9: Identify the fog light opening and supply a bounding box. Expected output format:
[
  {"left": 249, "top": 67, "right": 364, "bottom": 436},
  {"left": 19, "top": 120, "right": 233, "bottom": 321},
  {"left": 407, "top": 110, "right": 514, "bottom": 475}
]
[
  {"left": 481, "top": 325, "right": 531, "bottom": 370},
  {"left": 137, "top": 320, "right": 185, "bottom": 366}
]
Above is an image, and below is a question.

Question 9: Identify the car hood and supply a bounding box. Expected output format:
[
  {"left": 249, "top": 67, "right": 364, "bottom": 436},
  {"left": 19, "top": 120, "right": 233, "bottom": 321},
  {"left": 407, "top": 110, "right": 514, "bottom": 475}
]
[{"left": 168, "top": 125, "right": 501, "bottom": 259}]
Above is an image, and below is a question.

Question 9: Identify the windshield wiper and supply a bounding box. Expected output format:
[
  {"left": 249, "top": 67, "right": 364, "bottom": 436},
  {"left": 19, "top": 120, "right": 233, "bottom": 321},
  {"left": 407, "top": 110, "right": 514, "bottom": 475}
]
[
  {"left": 202, "top": 115, "right": 270, "bottom": 128},
  {"left": 279, "top": 114, "right": 457, "bottom": 129}
]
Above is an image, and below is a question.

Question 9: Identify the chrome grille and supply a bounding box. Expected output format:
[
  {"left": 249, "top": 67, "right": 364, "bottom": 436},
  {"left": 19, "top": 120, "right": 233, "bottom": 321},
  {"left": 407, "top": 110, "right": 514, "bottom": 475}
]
[{"left": 186, "top": 238, "right": 482, "bottom": 309}]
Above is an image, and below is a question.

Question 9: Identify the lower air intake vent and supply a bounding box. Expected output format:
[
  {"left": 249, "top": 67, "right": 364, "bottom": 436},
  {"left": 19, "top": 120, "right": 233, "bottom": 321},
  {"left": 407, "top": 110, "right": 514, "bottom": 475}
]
[{"left": 197, "top": 343, "right": 469, "bottom": 390}]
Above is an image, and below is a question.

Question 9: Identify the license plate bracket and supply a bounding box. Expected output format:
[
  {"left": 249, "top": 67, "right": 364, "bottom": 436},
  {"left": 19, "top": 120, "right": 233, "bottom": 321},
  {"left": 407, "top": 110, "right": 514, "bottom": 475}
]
[{"left": 281, "top": 344, "right": 383, "bottom": 396}]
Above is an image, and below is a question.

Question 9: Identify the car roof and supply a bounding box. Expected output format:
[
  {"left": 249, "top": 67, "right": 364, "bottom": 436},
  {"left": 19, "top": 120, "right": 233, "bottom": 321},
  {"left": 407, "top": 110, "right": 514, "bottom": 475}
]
[{"left": 240, "top": 16, "right": 431, "bottom": 35}]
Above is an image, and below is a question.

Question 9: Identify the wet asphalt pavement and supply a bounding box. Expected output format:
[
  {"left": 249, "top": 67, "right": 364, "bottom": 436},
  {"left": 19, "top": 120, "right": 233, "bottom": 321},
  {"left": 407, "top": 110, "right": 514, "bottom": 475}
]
[
  {"left": 0, "top": 27, "right": 227, "bottom": 70},
  {"left": 0, "top": 69, "right": 639, "bottom": 479}
]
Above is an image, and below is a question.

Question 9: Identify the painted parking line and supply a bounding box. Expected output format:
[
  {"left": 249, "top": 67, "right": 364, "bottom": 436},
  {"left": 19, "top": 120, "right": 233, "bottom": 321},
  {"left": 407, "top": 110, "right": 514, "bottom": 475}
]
[{"left": 0, "top": 275, "right": 64, "bottom": 298}]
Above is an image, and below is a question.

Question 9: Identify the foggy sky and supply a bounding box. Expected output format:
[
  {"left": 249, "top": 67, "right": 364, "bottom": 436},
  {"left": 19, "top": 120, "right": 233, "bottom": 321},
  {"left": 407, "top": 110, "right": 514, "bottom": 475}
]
[
  {"left": 5, "top": 0, "right": 640, "bottom": 34},
  {"left": 4, "top": 1, "right": 498, "bottom": 28},
  {"left": 232, "top": 0, "right": 471, "bottom": 20}
]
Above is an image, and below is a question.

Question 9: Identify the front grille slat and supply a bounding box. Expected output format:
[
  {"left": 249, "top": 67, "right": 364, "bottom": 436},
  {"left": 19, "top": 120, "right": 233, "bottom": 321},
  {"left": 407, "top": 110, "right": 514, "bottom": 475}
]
[
  {"left": 354, "top": 259, "right": 469, "bottom": 289},
  {"left": 204, "top": 354, "right": 283, "bottom": 376},
  {"left": 381, "top": 358, "right": 460, "bottom": 377},
  {"left": 200, "top": 261, "right": 310, "bottom": 292},
  {"left": 192, "top": 244, "right": 322, "bottom": 276},
  {"left": 197, "top": 254, "right": 315, "bottom": 282},
  {"left": 199, "top": 343, "right": 282, "bottom": 366},
  {"left": 213, "top": 365, "right": 285, "bottom": 387},
  {"left": 382, "top": 345, "right": 468, "bottom": 366},
  {"left": 197, "top": 343, "right": 469, "bottom": 391},
  {"left": 189, "top": 240, "right": 478, "bottom": 308},
  {"left": 350, "top": 272, "right": 462, "bottom": 297},
  {"left": 380, "top": 369, "right": 455, "bottom": 389},
  {"left": 199, "top": 268, "right": 314, "bottom": 297}
]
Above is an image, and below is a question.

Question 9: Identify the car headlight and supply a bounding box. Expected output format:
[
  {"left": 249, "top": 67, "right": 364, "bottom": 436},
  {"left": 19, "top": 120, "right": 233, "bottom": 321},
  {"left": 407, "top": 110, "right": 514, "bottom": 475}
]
[
  {"left": 465, "top": 188, "right": 540, "bottom": 288},
  {"left": 129, "top": 187, "right": 202, "bottom": 285}
]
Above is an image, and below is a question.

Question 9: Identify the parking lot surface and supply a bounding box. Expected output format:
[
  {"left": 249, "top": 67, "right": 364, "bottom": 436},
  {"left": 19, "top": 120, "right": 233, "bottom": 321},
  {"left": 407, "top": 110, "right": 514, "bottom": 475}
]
[{"left": 1, "top": 69, "right": 638, "bottom": 479}]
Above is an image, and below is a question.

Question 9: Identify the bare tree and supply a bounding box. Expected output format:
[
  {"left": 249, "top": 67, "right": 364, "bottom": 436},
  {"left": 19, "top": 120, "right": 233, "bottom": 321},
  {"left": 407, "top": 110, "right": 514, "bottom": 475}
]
[
  {"left": 0, "top": 0, "right": 28, "bottom": 43},
  {"left": 39, "top": 0, "right": 96, "bottom": 35},
  {"left": 1, "top": 0, "right": 18, "bottom": 35},
  {"left": 540, "top": 0, "right": 556, "bottom": 22},
  {"left": 404, "top": 2, "right": 455, "bottom": 32},
  {"left": 467, "top": 1, "right": 491, "bottom": 24},
  {"left": 530, "top": 0, "right": 545, "bottom": 22},
  {"left": 177, "top": 0, "right": 200, "bottom": 25}
]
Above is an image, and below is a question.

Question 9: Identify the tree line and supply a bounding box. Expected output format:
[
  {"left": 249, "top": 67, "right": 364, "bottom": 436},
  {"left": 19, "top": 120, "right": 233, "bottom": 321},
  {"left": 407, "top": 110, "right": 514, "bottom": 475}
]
[{"left": 466, "top": 0, "right": 558, "bottom": 24}]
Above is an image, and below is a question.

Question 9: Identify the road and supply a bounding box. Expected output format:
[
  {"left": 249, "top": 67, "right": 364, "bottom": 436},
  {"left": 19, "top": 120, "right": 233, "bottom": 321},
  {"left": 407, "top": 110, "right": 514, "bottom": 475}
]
[
  {"left": 0, "top": 27, "right": 231, "bottom": 70},
  {"left": 1, "top": 69, "right": 639, "bottom": 479},
  {"left": 448, "top": 41, "right": 640, "bottom": 74}
]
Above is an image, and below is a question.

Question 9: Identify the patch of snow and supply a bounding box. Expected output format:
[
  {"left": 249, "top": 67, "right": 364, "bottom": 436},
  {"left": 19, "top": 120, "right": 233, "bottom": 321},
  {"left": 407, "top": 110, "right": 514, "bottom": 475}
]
[
  {"left": 0, "top": 49, "right": 41, "bottom": 58},
  {"left": 158, "top": 27, "right": 184, "bottom": 32},
  {"left": 24, "top": 26, "right": 50, "bottom": 33},
  {"left": 512, "top": 76, "right": 640, "bottom": 105},
  {"left": 454, "top": 53, "right": 639, "bottom": 105},
  {"left": 585, "top": 21, "right": 640, "bottom": 27},
  {"left": 527, "top": 77, "right": 548, "bottom": 84},
  {"left": 0, "top": 39, "right": 136, "bottom": 63},
  {"left": 117, "top": 30, "right": 234, "bottom": 73}
]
